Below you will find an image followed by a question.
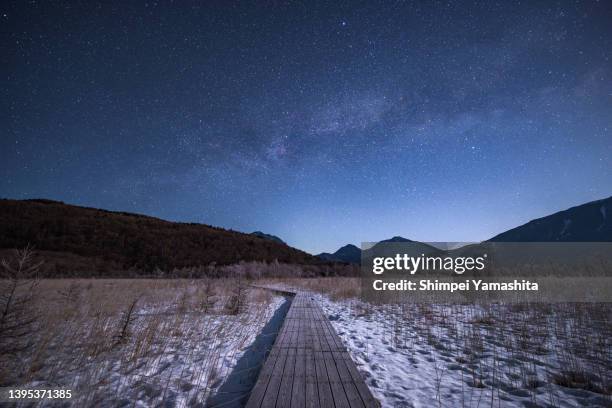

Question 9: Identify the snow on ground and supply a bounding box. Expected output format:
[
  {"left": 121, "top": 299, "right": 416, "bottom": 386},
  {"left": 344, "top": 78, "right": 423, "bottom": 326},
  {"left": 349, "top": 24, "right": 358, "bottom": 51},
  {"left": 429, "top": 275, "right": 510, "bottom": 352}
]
[
  {"left": 315, "top": 294, "right": 610, "bottom": 408},
  {"left": 20, "top": 291, "right": 284, "bottom": 407}
]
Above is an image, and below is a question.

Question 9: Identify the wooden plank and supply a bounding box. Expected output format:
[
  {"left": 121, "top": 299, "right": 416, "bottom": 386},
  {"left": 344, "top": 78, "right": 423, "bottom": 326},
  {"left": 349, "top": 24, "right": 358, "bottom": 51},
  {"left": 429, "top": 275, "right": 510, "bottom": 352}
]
[
  {"left": 246, "top": 291, "right": 379, "bottom": 408},
  {"left": 341, "top": 352, "right": 379, "bottom": 407},
  {"left": 296, "top": 319, "right": 303, "bottom": 349},
  {"left": 333, "top": 351, "right": 366, "bottom": 408},
  {"left": 315, "top": 317, "right": 334, "bottom": 352},
  {"left": 246, "top": 347, "right": 282, "bottom": 408},
  {"left": 314, "top": 351, "right": 334, "bottom": 408},
  {"left": 311, "top": 319, "right": 323, "bottom": 352},
  {"left": 322, "top": 319, "right": 345, "bottom": 351},
  {"left": 305, "top": 348, "right": 319, "bottom": 408},
  {"left": 276, "top": 348, "right": 296, "bottom": 407},
  {"left": 260, "top": 347, "right": 288, "bottom": 408},
  {"left": 291, "top": 349, "right": 306, "bottom": 408},
  {"left": 322, "top": 351, "right": 351, "bottom": 408}
]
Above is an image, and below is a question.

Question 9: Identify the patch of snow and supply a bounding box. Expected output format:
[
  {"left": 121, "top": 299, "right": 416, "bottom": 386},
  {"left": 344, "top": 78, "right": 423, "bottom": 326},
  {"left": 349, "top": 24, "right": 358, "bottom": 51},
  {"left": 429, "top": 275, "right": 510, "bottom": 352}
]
[
  {"left": 315, "top": 294, "right": 610, "bottom": 408},
  {"left": 22, "top": 295, "right": 285, "bottom": 407},
  {"left": 597, "top": 205, "right": 607, "bottom": 231},
  {"left": 560, "top": 218, "right": 572, "bottom": 236}
]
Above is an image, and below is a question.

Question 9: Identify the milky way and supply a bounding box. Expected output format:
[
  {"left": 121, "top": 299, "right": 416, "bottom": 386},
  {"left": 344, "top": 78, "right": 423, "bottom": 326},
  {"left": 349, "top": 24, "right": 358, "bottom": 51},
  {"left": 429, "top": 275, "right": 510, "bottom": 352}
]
[{"left": 2, "top": 2, "right": 611, "bottom": 253}]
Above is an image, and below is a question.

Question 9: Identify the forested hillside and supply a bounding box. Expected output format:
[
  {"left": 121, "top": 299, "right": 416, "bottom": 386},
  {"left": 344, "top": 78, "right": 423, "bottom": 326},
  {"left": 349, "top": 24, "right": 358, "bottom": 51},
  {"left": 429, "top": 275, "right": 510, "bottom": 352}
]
[{"left": 0, "top": 199, "right": 320, "bottom": 275}]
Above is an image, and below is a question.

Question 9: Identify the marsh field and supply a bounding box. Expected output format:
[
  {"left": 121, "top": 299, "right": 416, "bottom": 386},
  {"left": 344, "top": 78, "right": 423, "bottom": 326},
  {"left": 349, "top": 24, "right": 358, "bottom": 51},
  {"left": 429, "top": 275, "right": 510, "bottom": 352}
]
[
  {"left": 1, "top": 273, "right": 610, "bottom": 407},
  {"left": 1, "top": 277, "right": 286, "bottom": 407},
  {"left": 273, "top": 278, "right": 611, "bottom": 407}
]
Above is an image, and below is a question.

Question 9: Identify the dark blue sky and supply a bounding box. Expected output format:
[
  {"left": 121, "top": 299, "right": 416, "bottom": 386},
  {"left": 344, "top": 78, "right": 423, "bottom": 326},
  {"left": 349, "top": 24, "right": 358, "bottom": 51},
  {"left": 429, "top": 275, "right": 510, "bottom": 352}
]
[{"left": 2, "top": 1, "right": 611, "bottom": 254}]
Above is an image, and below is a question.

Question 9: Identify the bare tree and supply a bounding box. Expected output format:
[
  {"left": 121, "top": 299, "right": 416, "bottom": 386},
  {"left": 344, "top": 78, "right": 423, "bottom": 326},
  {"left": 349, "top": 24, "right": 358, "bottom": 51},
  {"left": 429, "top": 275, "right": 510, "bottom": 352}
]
[
  {"left": 114, "top": 296, "right": 140, "bottom": 345},
  {"left": 0, "top": 245, "right": 42, "bottom": 356}
]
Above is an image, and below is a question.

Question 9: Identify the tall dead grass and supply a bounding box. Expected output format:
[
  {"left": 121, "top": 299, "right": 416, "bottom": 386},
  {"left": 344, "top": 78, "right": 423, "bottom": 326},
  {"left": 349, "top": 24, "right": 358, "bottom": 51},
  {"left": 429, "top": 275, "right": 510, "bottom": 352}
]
[
  {"left": 1, "top": 274, "right": 279, "bottom": 406},
  {"left": 284, "top": 277, "right": 611, "bottom": 406},
  {"left": 261, "top": 276, "right": 362, "bottom": 300}
]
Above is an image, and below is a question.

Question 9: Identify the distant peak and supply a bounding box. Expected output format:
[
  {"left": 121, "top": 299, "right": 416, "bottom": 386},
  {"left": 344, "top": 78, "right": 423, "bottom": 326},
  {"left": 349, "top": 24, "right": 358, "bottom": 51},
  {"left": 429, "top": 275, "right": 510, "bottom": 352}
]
[
  {"left": 316, "top": 242, "right": 361, "bottom": 264},
  {"left": 381, "top": 236, "right": 412, "bottom": 243},
  {"left": 23, "top": 198, "right": 65, "bottom": 205},
  {"left": 489, "top": 195, "right": 612, "bottom": 242},
  {"left": 250, "top": 231, "right": 285, "bottom": 245}
]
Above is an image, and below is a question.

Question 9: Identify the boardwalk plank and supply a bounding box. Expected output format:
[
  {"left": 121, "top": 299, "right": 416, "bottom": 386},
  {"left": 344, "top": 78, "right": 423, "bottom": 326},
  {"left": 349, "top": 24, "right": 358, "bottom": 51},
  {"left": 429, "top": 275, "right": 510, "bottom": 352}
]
[
  {"left": 276, "top": 348, "right": 296, "bottom": 407},
  {"left": 333, "top": 351, "right": 367, "bottom": 408},
  {"left": 305, "top": 349, "right": 319, "bottom": 408},
  {"left": 323, "top": 352, "right": 351, "bottom": 408},
  {"left": 314, "top": 351, "right": 335, "bottom": 408},
  {"left": 260, "top": 347, "right": 288, "bottom": 408},
  {"left": 245, "top": 290, "right": 379, "bottom": 408},
  {"left": 246, "top": 348, "right": 282, "bottom": 408},
  {"left": 291, "top": 350, "right": 306, "bottom": 408}
]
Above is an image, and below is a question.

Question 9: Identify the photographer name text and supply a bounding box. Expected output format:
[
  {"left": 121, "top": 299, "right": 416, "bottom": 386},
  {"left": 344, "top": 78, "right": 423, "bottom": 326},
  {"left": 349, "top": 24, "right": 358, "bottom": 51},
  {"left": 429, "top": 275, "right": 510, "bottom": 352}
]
[{"left": 373, "top": 279, "right": 539, "bottom": 292}]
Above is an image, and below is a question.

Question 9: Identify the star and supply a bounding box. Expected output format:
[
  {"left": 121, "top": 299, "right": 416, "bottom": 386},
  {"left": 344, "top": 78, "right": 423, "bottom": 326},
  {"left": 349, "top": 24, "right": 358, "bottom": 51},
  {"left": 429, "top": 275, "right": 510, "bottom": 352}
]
[{"left": 1, "top": 1, "right": 611, "bottom": 254}]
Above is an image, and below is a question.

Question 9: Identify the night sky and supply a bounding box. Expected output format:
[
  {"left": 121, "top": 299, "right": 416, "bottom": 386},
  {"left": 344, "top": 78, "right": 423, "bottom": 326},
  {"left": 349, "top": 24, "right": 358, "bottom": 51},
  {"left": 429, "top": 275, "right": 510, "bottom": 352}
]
[{"left": 2, "top": 1, "right": 611, "bottom": 254}]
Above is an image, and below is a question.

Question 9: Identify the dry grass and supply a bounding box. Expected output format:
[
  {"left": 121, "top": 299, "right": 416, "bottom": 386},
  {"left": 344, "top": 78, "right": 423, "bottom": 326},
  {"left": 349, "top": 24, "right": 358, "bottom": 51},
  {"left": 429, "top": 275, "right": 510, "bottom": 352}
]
[
  {"left": 260, "top": 276, "right": 362, "bottom": 300},
  {"left": 273, "top": 277, "right": 611, "bottom": 406},
  {"left": 1, "top": 277, "right": 279, "bottom": 406}
]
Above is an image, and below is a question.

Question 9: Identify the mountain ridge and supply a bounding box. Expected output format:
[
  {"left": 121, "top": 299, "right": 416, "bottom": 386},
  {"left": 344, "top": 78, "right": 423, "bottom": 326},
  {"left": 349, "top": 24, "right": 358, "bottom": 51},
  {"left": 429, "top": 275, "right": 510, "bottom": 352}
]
[
  {"left": 251, "top": 231, "right": 285, "bottom": 245},
  {"left": 489, "top": 195, "right": 612, "bottom": 242},
  {"left": 316, "top": 237, "right": 418, "bottom": 264},
  {"left": 317, "top": 195, "right": 612, "bottom": 263},
  {"left": 0, "top": 198, "right": 321, "bottom": 275},
  {"left": 317, "top": 244, "right": 362, "bottom": 264},
  {"left": 3, "top": 195, "right": 611, "bottom": 271}
]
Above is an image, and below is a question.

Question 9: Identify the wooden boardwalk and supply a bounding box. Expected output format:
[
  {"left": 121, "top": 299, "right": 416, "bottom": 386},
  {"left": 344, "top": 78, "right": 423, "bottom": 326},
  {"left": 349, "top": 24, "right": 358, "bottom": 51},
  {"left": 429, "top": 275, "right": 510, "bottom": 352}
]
[{"left": 245, "top": 292, "right": 379, "bottom": 408}]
